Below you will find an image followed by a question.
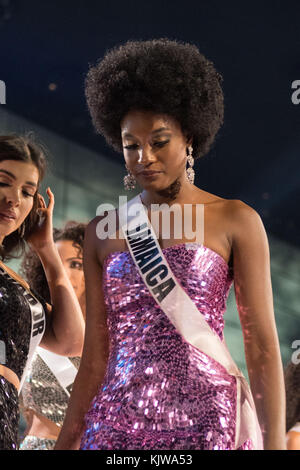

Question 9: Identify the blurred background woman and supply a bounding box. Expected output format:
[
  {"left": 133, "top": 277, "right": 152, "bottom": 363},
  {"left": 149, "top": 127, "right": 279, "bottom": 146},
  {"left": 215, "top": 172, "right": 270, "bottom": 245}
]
[{"left": 19, "top": 221, "right": 86, "bottom": 450}]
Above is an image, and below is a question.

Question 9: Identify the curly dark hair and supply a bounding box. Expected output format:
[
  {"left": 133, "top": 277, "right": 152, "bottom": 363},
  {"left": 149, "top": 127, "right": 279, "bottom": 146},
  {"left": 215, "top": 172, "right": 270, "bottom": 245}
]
[
  {"left": 0, "top": 133, "right": 48, "bottom": 261},
  {"left": 20, "top": 221, "right": 86, "bottom": 303},
  {"left": 85, "top": 38, "right": 224, "bottom": 160},
  {"left": 284, "top": 361, "right": 300, "bottom": 432}
]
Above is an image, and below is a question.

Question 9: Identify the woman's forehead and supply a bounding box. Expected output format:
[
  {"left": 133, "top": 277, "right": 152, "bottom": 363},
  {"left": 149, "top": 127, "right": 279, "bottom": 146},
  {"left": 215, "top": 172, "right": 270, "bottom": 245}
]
[
  {"left": 0, "top": 159, "right": 39, "bottom": 185},
  {"left": 121, "top": 110, "right": 180, "bottom": 135}
]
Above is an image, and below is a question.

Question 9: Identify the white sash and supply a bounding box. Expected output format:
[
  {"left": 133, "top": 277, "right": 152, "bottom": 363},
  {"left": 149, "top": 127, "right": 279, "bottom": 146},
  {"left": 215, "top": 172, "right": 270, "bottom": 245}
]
[
  {"left": 0, "top": 266, "right": 46, "bottom": 394},
  {"left": 119, "top": 194, "right": 264, "bottom": 450},
  {"left": 37, "top": 347, "right": 78, "bottom": 397}
]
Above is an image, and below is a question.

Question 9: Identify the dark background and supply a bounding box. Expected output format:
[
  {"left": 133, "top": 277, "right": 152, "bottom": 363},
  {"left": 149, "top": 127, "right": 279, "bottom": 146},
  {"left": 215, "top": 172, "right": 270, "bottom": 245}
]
[{"left": 0, "top": 0, "right": 299, "bottom": 247}]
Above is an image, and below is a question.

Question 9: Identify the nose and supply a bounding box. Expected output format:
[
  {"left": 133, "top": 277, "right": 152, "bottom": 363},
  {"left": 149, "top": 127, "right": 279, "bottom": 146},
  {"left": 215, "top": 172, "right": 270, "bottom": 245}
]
[
  {"left": 5, "top": 187, "right": 21, "bottom": 206},
  {"left": 137, "top": 145, "right": 156, "bottom": 164}
]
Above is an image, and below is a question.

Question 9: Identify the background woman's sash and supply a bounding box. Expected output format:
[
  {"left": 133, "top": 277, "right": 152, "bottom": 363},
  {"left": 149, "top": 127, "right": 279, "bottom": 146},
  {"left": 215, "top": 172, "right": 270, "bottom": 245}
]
[{"left": 37, "top": 347, "right": 78, "bottom": 397}]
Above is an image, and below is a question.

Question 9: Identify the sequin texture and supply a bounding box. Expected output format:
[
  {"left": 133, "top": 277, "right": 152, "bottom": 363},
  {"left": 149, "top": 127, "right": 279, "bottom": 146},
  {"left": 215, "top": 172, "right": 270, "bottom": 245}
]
[
  {"left": 19, "top": 435, "right": 56, "bottom": 450},
  {"left": 0, "top": 268, "right": 47, "bottom": 450},
  {"left": 21, "top": 353, "right": 80, "bottom": 427},
  {"left": 0, "top": 377, "right": 19, "bottom": 450},
  {"left": 80, "top": 244, "right": 253, "bottom": 450},
  {"left": 0, "top": 269, "right": 32, "bottom": 380}
]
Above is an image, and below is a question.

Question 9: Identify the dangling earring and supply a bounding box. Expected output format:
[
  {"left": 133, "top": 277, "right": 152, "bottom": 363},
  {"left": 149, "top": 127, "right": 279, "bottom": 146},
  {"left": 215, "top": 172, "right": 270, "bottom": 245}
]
[
  {"left": 123, "top": 166, "right": 136, "bottom": 190},
  {"left": 186, "top": 146, "right": 195, "bottom": 184},
  {"left": 18, "top": 221, "right": 25, "bottom": 238}
]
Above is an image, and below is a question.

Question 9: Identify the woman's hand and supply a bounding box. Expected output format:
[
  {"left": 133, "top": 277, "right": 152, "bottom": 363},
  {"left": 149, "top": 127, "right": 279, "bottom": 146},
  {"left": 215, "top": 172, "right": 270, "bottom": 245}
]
[{"left": 26, "top": 187, "right": 55, "bottom": 253}]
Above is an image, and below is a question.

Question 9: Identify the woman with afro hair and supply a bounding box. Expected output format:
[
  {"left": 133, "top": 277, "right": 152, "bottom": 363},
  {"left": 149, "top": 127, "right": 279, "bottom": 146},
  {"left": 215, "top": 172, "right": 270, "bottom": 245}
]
[{"left": 55, "top": 38, "right": 286, "bottom": 450}]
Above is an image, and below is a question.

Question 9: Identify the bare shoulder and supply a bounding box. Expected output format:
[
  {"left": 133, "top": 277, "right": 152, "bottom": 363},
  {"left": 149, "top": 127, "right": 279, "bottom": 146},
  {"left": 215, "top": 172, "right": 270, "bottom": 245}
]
[
  {"left": 83, "top": 215, "right": 105, "bottom": 262},
  {"left": 223, "top": 199, "right": 268, "bottom": 255},
  {"left": 223, "top": 199, "right": 263, "bottom": 229},
  {"left": 223, "top": 198, "right": 259, "bottom": 216},
  {"left": 84, "top": 215, "right": 102, "bottom": 248},
  {"left": 84, "top": 208, "right": 119, "bottom": 266},
  {"left": 200, "top": 192, "right": 259, "bottom": 221},
  {"left": 208, "top": 195, "right": 260, "bottom": 216}
]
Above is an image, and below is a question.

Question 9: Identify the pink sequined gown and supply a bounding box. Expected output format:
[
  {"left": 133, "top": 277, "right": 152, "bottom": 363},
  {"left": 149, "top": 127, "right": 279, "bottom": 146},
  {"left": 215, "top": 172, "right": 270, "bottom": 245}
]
[{"left": 80, "top": 243, "right": 253, "bottom": 450}]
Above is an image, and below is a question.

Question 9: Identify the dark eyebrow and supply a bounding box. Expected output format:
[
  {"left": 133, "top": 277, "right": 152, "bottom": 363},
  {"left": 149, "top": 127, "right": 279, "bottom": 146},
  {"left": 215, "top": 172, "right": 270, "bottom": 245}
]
[
  {"left": 122, "top": 127, "right": 171, "bottom": 138},
  {"left": 0, "top": 169, "right": 38, "bottom": 187}
]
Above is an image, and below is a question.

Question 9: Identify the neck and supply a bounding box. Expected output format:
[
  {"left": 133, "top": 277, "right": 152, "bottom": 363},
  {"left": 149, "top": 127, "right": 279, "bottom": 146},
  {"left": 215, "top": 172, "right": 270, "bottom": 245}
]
[{"left": 141, "top": 176, "right": 195, "bottom": 208}]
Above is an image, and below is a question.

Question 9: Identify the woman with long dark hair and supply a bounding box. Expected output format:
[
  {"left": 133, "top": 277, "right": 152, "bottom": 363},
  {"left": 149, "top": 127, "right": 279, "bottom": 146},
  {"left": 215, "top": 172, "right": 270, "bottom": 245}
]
[
  {"left": 56, "top": 39, "right": 285, "bottom": 450},
  {"left": 0, "top": 135, "right": 84, "bottom": 449}
]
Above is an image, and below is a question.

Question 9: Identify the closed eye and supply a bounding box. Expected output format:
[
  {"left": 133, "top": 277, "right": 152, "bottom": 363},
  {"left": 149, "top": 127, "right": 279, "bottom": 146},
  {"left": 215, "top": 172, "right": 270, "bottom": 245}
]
[
  {"left": 23, "top": 191, "right": 34, "bottom": 198},
  {"left": 123, "top": 144, "right": 139, "bottom": 150},
  {"left": 123, "top": 140, "right": 169, "bottom": 150},
  {"left": 153, "top": 140, "right": 169, "bottom": 148},
  {"left": 0, "top": 182, "right": 34, "bottom": 198}
]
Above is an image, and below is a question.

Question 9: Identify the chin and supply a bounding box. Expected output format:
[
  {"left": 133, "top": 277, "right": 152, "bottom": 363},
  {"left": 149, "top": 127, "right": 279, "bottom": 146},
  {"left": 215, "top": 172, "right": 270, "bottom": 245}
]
[
  {"left": 141, "top": 180, "right": 164, "bottom": 189},
  {"left": 140, "top": 175, "right": 170, "bottom": 188},
  {"left": 0, "top": 226, "right": 16, "bottom": 239}
]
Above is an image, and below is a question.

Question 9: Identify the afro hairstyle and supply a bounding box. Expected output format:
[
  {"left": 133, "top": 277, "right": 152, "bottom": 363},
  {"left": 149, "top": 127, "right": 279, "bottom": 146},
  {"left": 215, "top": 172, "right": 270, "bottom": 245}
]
[{"left": 85, "top": 38, "right": 224, "bottom": 160}]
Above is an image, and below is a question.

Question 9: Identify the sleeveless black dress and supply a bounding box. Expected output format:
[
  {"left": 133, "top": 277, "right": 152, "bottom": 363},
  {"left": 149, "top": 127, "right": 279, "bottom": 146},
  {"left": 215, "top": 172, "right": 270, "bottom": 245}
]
[{"left": 0, "top": 265, "right": 47, "bottom": 450}]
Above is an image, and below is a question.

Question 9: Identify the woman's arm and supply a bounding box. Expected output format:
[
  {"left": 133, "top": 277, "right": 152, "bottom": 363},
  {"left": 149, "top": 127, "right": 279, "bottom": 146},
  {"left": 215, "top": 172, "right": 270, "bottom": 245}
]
[
  {"left": 230, "top": 200, "right": 286, "bottom": 450},
  {"left": 37, "top": 242, "right": 85, "bottom": 356},
  {"left": 27, "top": 188, "right": 84, "bottom": 356},
  {"left": 54, "top": 216, "right": 110, "bottom": 449}
]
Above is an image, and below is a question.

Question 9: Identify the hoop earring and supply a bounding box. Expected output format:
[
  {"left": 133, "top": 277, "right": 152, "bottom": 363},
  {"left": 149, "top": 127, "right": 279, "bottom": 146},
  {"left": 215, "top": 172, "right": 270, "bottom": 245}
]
[
  {"left": 123, "top": 166, "right": 136, "bottom": 190},
  {"left": 18, "top": 221, "right": 25, "bottom": 238},
  {"left": 186, "top": 146, "right": 195, "bottom": 184}
]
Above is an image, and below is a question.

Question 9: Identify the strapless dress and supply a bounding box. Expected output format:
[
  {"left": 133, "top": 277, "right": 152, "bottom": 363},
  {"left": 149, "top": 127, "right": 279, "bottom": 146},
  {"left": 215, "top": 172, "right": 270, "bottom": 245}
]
[{"left": 80, "top": 243, "right": 253, "bottom": 450}]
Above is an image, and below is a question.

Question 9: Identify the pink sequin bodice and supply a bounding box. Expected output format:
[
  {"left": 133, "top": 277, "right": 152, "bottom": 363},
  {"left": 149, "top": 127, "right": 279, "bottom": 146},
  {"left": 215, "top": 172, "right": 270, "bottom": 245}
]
[{"left": 80, "top": 243, "right": 253, "bottom": 450}]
